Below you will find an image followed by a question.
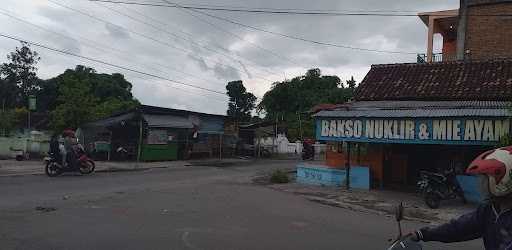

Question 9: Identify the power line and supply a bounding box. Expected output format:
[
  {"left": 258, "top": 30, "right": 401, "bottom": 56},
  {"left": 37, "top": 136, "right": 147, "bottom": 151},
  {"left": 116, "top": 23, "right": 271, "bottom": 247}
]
[
  {"left": 121, "top": 4, "right": 287, "bottom": 78},
  {"left": 160, "top": 2, "right": 422, "bottom": 13},
  {"left": 164, "top": 1, "right": 307, "bottom": 69},
  {"left": 48, "top": 0, "right": 271, "bottom": 84},
  {"left": 96, "top": 2, "right": 283, "bottom": 80},
  {"left": 0, "top": 7, "right": 228, "bottom": 99},
  {"left": 123, "top": 73, "right": 228, "bottom": 102},
  {"left": 0, "top": 8, "right": 120, "bottom": 56},
  {"left": 0, "top": 33, "right": 227, "bottom": 95},
  {"left": 87, "top": 0, "right": 512, "bottom": 17},
  {"left": 181, "top": 8, "right": 418, "bottom": 55},
  {"left": 85, "top": 0, "right": 419, "bottom": 54}
]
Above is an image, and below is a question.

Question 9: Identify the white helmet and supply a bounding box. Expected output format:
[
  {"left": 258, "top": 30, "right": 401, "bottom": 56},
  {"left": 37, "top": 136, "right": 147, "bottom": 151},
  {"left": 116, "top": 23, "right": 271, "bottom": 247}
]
[{"left": 466, "top": 146, "right": 512, "bottom": 197}]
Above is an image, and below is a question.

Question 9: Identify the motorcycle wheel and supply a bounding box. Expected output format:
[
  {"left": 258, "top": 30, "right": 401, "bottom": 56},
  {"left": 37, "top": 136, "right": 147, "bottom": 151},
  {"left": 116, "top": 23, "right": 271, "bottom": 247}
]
[
  {"left": 425, "top": 192, "right": 441, "bottom": 209},
  {"left": 45, "top": 162, "right": 62, "bottom": 177},
  {"left": 79, "top": 160, "right": 95, "bottom": 174}
]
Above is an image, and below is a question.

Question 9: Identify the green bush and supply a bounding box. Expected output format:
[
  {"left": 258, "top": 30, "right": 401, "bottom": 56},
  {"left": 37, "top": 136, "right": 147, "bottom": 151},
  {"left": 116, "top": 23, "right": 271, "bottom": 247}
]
[{"left": 270, "top": 169, "right": 290, "bottom": 184}]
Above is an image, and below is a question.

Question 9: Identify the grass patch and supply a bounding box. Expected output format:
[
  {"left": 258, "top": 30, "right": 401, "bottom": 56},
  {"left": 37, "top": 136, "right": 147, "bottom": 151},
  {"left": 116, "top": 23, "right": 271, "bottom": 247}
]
[{"left": 270, "top": 169, "right": 290, "bottom": 184}]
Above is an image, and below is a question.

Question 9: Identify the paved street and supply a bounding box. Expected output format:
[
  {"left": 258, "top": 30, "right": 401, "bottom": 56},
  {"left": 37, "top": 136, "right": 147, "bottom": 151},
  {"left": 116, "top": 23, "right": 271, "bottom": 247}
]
[{"left": 0, "top": 160, "right": 482, "bottom": 250}]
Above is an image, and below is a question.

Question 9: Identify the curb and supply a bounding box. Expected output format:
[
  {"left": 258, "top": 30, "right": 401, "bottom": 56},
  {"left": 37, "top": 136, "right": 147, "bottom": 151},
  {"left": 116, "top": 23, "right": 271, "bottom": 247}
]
[
  {"left": 263, "top": 183, "right": 445, "bottom": 224},
  {"left": 304, "top": 196, "right": 435, "bottom": 224}
]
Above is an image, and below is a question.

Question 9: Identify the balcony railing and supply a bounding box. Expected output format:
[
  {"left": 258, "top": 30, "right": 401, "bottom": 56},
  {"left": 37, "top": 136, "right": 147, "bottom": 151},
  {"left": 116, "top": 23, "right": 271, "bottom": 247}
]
[{"left": 417, "top": 53, "right": 456, "bottom": 63}]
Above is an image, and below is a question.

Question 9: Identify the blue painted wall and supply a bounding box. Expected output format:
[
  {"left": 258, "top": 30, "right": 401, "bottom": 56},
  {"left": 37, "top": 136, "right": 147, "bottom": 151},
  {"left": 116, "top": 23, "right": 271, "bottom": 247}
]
[
  {"left": 198, "top": 115, "right": 225, "bottom": 134},
  {"left": 315, "top": 118, "right": 509, "bottom": 145},
  {"left": 297, "top": 164, "right": 370, "bottom": 190}
]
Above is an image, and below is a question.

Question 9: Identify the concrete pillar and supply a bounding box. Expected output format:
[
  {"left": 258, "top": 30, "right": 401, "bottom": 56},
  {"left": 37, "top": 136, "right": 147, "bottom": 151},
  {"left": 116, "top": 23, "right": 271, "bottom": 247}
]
[
  {"left": 456, "top": 0, "right": 468, "bottom": 60},
  {"left": 427, "top": 17, "right": 435, "bottom": 62}
]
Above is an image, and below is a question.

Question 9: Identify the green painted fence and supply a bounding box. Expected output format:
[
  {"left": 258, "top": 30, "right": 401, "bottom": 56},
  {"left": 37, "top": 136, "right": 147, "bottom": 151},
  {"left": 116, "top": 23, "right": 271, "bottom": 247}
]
[{"left": 140, "top": 143, "right": 178, "bottom": 161}]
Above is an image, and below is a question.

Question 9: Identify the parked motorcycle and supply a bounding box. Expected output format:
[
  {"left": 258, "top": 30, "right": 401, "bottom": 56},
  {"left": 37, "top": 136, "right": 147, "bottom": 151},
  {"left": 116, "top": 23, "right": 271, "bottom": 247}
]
[
  {"left": 44, "top": 143, "right": 95, "bottom": 177},
  {"left": 387, "top": 203, "right": 423, "bottom": 250},
  {"left": 301, "top": 139, "right": 314, "bottom": 160},
  {"left": 417, "top": 168, "right": 466, "bottom": 209}
]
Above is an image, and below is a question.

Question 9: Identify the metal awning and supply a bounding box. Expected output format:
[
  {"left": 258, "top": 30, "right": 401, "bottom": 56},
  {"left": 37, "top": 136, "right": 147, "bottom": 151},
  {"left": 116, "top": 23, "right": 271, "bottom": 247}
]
[
  {"left": 314, "top": 101, "right": 512, "bottom": 118},
  {"left": 143, "top": 114, "right": 194, "bottom": 129},
  {"left": 315, "top": 108, "right": 511, "bottom": 118},
  {"left": 83, "top": 112, "right": 136, "bottom": 127}
]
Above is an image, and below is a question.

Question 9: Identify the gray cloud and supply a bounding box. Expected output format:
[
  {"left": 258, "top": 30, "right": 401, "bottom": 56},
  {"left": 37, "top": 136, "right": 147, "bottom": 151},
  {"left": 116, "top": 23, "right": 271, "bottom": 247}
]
[
  {"left": 238, "top": 60, "right": 253, "bottom": 79},
  {"left": 188, "top": 53, "right": 209, "bottom": 71},
  {"left": 213, "top": 63, "right": 241, "bottom": 80},
  {"left": 0, "top": 0, "right": 460, "bottom": 115},
  {"left": 104, "top": 23, "right": 130, "bottom": 39}
]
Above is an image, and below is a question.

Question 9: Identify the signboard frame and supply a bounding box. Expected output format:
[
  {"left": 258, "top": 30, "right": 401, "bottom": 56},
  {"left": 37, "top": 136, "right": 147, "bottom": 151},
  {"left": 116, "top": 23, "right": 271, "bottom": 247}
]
[{"left": 316, "top": 117, "right": 511, "bottom": 145}]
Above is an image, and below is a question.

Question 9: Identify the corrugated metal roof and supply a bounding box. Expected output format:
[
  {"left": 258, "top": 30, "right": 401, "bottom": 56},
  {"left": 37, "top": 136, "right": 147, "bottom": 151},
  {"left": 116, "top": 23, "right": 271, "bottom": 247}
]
[
  {"left": 349, "top": 101, "right": 511, "bottom": 109},
  {"left": 315, "top": 109, "right": 511, "bottom": 118},
  {"left": 314, "top": 101, "right": 512, "bottom": 118},
  {"left": 143, "top": 114, "right": 194, "bottom": 128},
  {"left": 84, "top": 112, "right": 136, "bottom": 127}
]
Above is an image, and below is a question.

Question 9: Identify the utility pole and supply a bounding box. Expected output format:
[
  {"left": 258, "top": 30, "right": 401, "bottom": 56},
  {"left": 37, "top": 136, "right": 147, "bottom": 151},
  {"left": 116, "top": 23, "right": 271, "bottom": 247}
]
[
  {"left": 345, "top": 142, "right": 351, "bottom": 189},
  {"left": 28, "top": 95, "right": 36, "bottom": 134},
  {"left": 2, "top": 99, "right": 5, "bottom": 136},
  {"left": 297, "top": 111, "right": 303, "bottom": 141},
  {"left": 137, "top": 118, "right": 143, "bottom": 168}
]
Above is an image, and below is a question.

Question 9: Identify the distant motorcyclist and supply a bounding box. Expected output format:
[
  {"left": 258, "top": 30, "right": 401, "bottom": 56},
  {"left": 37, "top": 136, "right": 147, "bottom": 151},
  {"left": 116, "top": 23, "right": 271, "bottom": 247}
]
[
  {"left": 62, "top": 129, "right": 78, "bottom": 168},
  {"left": 302, "top": 138, "right": 315, "bottom": 160},
  {"left": 49, "top": 133, "right": 62, "bottom": 163},
  {"left": 408, "top": 146, "right": 512, "bottom": 250}
]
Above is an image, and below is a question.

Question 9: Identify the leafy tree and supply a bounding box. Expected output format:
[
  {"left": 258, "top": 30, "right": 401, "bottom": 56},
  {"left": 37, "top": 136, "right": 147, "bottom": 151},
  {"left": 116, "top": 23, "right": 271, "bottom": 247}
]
[
  {"left": 0, "top": 107, "right": 28, "bottom": 136},
  {"left": 346, "top": 76, "right": 357, "bottom": 89},
  {"left": 51, "top": 76, "right": 98, "bottom": 131},
  {"left": 0, "top": 109, "right": 17, "bottom": 136},
  {"left": 258, "top": 68, "right": 355, "bottom": 140},
  {"left": 0, "top": 42, "right": 40, "bottom": 108},
  {"left": 226, "top": 80, "right": 257, "bottom": 122},
  {"left": 37, "top": 78, "right": 58, "bottom": 112},
  {"left": 93, "top": 97, "right": 138, "bottom": 119},
  {"left": 0, "top": 77, "right": 18, "bottom": 110},
  {"left": 49, "top": 65, "right": 139, "bottom": 131}
]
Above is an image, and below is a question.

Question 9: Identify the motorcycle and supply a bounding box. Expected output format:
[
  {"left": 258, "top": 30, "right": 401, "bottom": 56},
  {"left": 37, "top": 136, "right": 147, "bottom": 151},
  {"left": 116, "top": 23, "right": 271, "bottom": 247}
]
[
  {"left": 301, "top": 140, "right": 314, "bottom": 160},
  {"left": 44, "top": 143, "right": 95, "bottom": 177},
  {"left": 387, "top": 203, "right": 423, "bottom": 250},
  {"left": 417, "top": 168, "right": 466, "bottom": 209}
]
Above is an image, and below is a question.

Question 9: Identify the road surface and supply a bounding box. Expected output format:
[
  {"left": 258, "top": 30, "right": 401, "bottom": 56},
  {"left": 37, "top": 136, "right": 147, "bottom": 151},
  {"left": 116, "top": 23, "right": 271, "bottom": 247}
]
[{"left": 0, "top": 160, "right": 483, "bottom": 250}]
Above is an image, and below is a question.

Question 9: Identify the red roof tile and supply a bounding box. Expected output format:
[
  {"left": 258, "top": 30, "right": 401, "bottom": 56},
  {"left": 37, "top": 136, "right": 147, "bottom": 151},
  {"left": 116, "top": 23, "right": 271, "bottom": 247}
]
[
  {"left": 354, "top": 59, "right": 512, "bottom": 101},
  {"left": 309, "top": 103, "right": 338, "bottom": 113}
]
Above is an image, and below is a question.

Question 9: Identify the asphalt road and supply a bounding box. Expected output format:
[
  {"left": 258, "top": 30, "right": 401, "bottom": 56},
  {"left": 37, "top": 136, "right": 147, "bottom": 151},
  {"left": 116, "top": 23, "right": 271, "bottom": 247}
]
[{"left": 0, "top": 160, "right": 483, "bottom": 250}]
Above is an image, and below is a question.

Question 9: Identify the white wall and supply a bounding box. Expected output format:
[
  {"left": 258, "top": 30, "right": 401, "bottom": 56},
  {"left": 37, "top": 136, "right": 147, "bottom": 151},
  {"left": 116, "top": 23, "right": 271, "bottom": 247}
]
[
  {"left": 256, "top": 134, "right": 302, "bottom": 154},
  {"left": 0, "top": 131, "right": 50, "bottom": 158}
]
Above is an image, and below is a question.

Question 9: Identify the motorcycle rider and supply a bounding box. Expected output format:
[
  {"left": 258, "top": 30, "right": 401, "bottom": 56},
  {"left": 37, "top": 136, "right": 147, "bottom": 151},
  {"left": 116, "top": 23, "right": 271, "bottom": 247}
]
[
  {"left": 408, "top": 146, "right": 512, "bottom": 249},
  {"left": 62, "top": 129, "right": 78, "bottom": 168},
  {"left": 302, "top": 138, "right": 314, "bottom": 160}
]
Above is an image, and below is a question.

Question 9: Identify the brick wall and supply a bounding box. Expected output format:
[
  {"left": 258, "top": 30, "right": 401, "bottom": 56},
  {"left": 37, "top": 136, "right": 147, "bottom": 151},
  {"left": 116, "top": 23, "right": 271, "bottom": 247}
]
[
  {"left": 442, "top": 38, "right": 457, "bottom": 61},
  {"left": 465, "top": 2, "right": 512, "bottom": 59},
  {"left": 467, "top": 0, "right": 512, "bottom": 6}
]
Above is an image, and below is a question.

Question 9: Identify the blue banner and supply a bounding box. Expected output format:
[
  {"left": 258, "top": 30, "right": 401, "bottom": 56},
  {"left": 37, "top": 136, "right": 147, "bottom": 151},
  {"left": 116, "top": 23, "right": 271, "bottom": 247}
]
[{"left": 316, "top": 118, "right": 510, "bottom": 145}]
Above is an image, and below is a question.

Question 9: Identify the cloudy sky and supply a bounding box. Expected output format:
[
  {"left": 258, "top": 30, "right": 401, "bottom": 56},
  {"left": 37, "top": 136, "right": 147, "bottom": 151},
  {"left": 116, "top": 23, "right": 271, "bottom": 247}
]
[{"left": 0, "top": 0, "right": 459, "bottom": 115}]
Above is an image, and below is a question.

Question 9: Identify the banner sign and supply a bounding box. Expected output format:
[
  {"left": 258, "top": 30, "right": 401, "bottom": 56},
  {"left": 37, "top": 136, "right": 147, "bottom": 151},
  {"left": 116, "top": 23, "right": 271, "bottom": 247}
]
[
  {"left": 316, "top": 118, "right": 510, "bottom": 145},
  {"left": 147, "top": 129, "right": 168, "bottom": 145},
  {"left": 28, "top": 95, "right": 36, "bottom": 111}
]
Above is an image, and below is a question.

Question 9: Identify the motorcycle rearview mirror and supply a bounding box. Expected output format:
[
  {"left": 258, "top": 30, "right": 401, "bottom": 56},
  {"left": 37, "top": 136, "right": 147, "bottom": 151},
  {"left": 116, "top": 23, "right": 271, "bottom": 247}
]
[
  {"left": 395, "top": 202, "right": 404, "bottom": 222},
  {"left": 395, "top": 202, "right": 404, "bottom": 238}
]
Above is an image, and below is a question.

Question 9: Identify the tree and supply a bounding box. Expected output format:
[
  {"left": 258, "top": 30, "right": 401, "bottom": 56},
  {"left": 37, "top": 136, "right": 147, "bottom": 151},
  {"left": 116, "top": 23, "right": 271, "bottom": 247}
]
[
  {"left": 0, "top": 42, "right": 40, "bottom": 108},
  {"left": 0, "top": 109, "right": 17, "bottom": 136},
  {"left": 346, "top": 76, "right": 357, "bottom": 89},
  {"left": 258, "top": 68, "right": 355, "bottom": 140},
  {"left": 49, "top": 65, "right": 139, "bottom": 131},
  {"left": 226, "top": 80, "right": 257, "bottom": 122},
  {"left": 0, "top": 77, "right": 18, "bottom": 110},
  {"left": 51, "top": 76, "right": 98, "bottom": 131}
]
